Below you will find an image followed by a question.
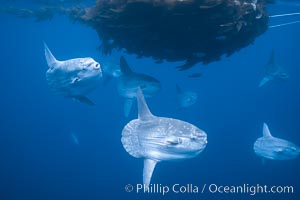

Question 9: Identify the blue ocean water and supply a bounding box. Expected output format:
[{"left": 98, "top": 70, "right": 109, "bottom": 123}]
[{"left": 0, "top": 2, "right": 300, "bottom": 200}]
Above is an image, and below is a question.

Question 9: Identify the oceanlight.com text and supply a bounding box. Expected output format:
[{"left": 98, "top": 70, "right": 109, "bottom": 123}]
[
  {"left": 124, "top": 183, "right": 294, "bottom": 196},
  {"left": 207, "top": 184, "right": 294, "bottom": 195}
]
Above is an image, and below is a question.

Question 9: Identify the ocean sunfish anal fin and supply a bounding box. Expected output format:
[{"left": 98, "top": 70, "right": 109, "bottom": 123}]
[
  {"left": 263, "top": 122, "right": 272, "bottom": 137},
  {"left": 259, "top": 76, "right": 272, "bottom": 87},
  {"left": 143, "top": 159, "right": 158, "bottom": 188},
  {"left": 275, "top": 148, "right": 284, "bottom": 154},
  {"left": 124, "top": 98, "right": 134, "bottom": 117},
  {"left": 120, "top": 56, "right": 133, "bottom": 75},
  {"left": 166, "top": 136, "right": 182, "bottom": 145},
  {"left": 73, "top": 96, "right": 95, "bottom": 106},
  {"left": 137, "top": 88, "right": 155, "bottom": 121},
  {"left": 44, "top": 42, "right": 58, "bottom": 67}
]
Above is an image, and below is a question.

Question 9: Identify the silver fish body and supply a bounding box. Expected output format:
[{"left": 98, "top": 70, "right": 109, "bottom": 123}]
[
  {"left": 44, "top": 43, "right": 102, "bottom": 105},
  {"left": 121, "top": 88, "right": 207, "bottom": 187},
  {"left": 254, "top": 123, "right": 300, "bottom": 160}
]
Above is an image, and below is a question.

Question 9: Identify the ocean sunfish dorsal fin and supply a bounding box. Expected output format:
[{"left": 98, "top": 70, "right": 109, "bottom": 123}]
[
  {"left": 143, "top": 159, "right": 158, "bottom": 188},
  {"left": 44, "top": 42, "right": 58, "bottom": 67},
  {"left": 263, "top": 122, "right": 272, "bottom": 137},
  {"left": 120, "top": 56, "right": 133, "bottom": 75},
  {"left": 267, "top": 50, "right": 275, "bottom": 65},
  {"left": 137, "top": 88, "right": 154, "bottom": 120},
  {"left": 176, "top": 84, "right": 182, "bottom": 94}
]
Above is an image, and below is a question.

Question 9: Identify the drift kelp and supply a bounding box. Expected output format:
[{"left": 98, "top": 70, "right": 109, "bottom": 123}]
[
  {"left": 1, "top": 1, "right": 269, "bottom": 69},
  {"left": 68, "top": 0, "right": 269, "bottom": 69}
]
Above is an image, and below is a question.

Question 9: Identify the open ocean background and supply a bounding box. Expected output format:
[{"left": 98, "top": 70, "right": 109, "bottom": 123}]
[{"left": 0, "top": 1, "right": 299, "bottom": 200}]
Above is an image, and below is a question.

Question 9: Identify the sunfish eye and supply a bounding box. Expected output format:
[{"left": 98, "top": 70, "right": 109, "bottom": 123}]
[
  {"left": 190, "top": 135, "right": 197, "bottom": 140},
  {"left": 178, "top": 137, "right": 182, "bottom": 144},
  {"left": 94, "top": 63, "right": 100, "bottom": 69},
  {"left": 190, "top": 133, "right": 202, "bottom": 141},
  {"left": 290, "top": 147, "right": 297, "bottom": 152}
]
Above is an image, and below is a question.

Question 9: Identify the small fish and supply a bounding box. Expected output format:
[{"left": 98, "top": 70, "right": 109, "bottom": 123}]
[
  {"left": 121, "top": 88, "right": 207, "bottom": 187},
  {"left": 44, "top": 43, "right": 102, "bottom": 105},
  {"left": 253, "top": 123, "right": 300, "bottom": 160},
  {"left": 176, "top": 84, "right": 198, "bottom": 108},
  {"left": 187, "top": 73, "right": 202, "bottom": 78},
  {"left": 117, "top": 56, "right": 161, "bottom": 117}
]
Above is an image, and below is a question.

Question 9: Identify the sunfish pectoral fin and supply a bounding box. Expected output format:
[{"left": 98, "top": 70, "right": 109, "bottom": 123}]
[
  {"left": 124, "top": 99, "right": 134, "bottom": 117},
  {"left": 137, "top": 88, "right": 155, "bottom": 121},
  {"left": 263, "top": 122, "right": 272, "bottom": 137},
  {"left": 143, "top": 159, "right": 158, "bottom": 188},
  {"left": 166, "top": 136, "right": 182, "bottom": 145},
  {"left": 73, "top": 96, "right": 95, "bottom": 106},
  {"left": 275, "top": 148, "right": 285, "bottom": 154},
  {"left": 44, "top": 42, "right": 58, "bottom": 67},
  {"left": 258, "top": 76, "right": 272, "bottom": 87}
]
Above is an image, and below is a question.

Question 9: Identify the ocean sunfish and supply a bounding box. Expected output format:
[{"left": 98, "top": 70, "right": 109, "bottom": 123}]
[
  {"left": 259, "top": 50, "right": 289, "bottom": 87},
  {"left": 117, "top": 56, "right": 161, "bottom": 117},
  {"left": 176, "top": 84, "right": 198, "bottom": 108},
  {"left": 121, "top": 88, "right": 207, "bottom": 187},
  {"left": 254, "top": 123, "right": 300, "bottom": 160},
  {"left": 44, "top": 43, "right": 102, "bottom": 105}
]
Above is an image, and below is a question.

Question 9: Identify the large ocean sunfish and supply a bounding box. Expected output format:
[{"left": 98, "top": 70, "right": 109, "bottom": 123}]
[
  {"left": 121, "top": 88, "right": 207, "bottom": 187},
  {"left": 117, "top": 56, "right": 161, "bottom": 117},
  {"left": 254, "top": 123, "right": 300, "bottom": 160},
  {"left": 44, "top": 43, "right": 102, "bottom": 105}
]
